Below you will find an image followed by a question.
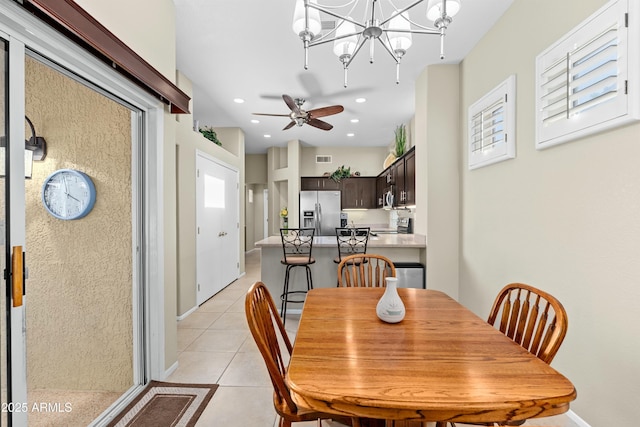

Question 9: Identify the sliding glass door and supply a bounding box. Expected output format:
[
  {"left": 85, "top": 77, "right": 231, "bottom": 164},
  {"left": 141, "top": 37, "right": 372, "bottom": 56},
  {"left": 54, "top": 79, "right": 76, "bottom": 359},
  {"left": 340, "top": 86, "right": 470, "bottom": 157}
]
[{"left": 0, "top": 1, "right": 172, "bottom": 423}]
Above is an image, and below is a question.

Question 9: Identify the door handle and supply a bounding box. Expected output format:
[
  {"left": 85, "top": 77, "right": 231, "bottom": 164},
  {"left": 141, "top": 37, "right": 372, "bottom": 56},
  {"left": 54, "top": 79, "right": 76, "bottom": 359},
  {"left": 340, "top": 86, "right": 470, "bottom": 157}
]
[{"left": 12, "top": 246, "right": 23, "bottom": 307}]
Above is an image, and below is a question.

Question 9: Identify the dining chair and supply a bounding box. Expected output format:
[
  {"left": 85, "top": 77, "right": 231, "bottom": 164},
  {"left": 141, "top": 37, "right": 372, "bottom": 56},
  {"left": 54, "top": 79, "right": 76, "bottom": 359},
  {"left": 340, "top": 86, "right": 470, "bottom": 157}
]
[
  {"left": 337, "top": 253, "right": 396, "bottom": 287},
  {"left": 449, "top": 283, "right": 569, "bottom": 427},
  {"left": 279, "top": 228, "right": 315, "bottom": 325},
  {"left": 334, "top": 227, "right": 371, "bottom": 264},
  {"left": 245, "top": 281, "right": 357, "bottom": 427}
]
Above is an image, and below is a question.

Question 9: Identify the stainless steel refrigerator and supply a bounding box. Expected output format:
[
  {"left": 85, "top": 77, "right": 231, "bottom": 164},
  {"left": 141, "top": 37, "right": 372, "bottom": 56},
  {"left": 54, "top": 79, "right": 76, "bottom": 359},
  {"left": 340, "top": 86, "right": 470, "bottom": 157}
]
[{"left": 299, "top": 190, "right": 341, "bottom": 236}]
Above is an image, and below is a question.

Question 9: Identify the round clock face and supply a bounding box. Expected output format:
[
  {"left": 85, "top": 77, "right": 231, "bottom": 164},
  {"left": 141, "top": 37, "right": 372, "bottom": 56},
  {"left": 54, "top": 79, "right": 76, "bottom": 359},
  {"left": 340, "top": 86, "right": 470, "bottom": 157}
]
[{"left": 41, "top": 169, "right": 96, "bottom": 220}]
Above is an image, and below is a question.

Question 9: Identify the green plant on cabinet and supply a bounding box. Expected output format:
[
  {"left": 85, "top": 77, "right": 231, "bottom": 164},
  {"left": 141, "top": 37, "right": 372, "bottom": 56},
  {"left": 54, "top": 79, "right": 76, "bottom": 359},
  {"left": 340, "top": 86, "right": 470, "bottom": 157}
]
[{"left": 199, "top": 126, "right": 222, "bottom": 146}]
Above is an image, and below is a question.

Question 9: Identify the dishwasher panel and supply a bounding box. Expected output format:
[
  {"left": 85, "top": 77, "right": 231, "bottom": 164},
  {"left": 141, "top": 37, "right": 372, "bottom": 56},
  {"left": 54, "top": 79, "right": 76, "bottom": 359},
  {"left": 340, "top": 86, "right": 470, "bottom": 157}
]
[{"left": 394, "top": 262, "right": 426, "bottom": 289}]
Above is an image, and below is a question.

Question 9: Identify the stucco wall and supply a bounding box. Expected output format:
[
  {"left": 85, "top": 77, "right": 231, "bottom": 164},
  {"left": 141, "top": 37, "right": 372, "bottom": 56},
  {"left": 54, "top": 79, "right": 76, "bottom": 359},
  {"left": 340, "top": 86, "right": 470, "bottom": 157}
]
[
  {"left": 457, "top": 0, "right": 640, "bottom": 425},
  {"left": 25, "top": 57, "right": 133, "bottom": 391}
]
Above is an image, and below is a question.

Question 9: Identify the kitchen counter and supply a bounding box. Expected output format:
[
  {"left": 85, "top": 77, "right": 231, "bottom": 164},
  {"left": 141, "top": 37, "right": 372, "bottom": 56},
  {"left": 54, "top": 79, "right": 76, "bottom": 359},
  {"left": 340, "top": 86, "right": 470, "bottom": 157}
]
[
  {"left": 256, "top": 233, "right": 426, "bottom": 313},
  {"left": 254, "top": 233, "right": 425, "bottom": 248}
]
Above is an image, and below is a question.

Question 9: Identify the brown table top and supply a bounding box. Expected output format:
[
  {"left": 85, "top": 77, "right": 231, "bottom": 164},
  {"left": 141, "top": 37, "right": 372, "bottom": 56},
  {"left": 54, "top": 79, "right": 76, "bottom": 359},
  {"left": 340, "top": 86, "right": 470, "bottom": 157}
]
[{"left": 286, "top": 288, "right": 577, "bottom": 423}]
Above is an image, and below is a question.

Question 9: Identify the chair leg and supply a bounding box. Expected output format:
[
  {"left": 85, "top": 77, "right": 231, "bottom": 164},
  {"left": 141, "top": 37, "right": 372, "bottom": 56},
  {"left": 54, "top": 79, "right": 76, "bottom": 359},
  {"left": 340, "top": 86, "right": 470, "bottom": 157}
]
[{"left": 435, "top": 422, "right": 448, "bottom": 427}]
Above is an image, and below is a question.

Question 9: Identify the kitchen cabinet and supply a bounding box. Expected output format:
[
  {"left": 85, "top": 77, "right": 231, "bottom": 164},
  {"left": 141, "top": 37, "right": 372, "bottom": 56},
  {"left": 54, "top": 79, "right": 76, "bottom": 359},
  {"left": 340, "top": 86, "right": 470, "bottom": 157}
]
[
  {"left": 301, "top": 176, "right": 340, "bottom": 191},
  {"left": 376, "top": 175, "right": 387, "bottom": 208},
  {"left": 375, "top": 146, "right": 416, "bottom": 208},
  {"left": 404, "top": 149, "right": 415, "bottom": 205},
  {"left": 341, "top": 177, "right": 376, "bottom": 209}
]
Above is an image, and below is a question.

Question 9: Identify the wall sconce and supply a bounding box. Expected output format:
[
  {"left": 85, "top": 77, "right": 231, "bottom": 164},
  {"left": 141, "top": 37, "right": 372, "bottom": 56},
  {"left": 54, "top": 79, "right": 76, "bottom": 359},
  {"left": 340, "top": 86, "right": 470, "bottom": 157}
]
[
  {"left": 25, "top": 116, "right": 47, "bottom": 161},
  {"left": 0, "top": 116, "right": 48, "bottom": 179}
]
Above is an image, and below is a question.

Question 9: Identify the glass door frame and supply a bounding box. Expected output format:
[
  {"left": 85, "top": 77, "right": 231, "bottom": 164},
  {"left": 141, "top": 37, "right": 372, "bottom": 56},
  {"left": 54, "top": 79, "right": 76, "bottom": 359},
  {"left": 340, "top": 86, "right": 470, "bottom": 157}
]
[{"left": 0, "top": 1, "right": 168, "bottom": 425}]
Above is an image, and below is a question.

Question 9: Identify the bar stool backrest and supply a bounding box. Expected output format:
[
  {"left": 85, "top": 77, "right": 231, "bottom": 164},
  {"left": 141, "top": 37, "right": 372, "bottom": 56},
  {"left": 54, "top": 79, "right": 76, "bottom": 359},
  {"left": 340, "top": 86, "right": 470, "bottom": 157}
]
[
  {"left": 335, "top": 227, "right": 370, "bottom": 262},
  {"left": 280, "top": 228, "right": 315, "bottom": 264}
]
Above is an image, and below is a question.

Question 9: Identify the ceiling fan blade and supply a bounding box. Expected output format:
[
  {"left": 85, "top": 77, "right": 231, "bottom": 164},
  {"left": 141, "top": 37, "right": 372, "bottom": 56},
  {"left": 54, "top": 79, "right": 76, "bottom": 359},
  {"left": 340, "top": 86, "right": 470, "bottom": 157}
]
[
  {"left": 283, "top": 121, "right": 296, "bottom": 131},
  {"left": 252, "top": 113, "right": 290, "bottom": 117},
  {"left": 282, "top": 94, "right": 301, "bottom": 115},
  {"left": 308, "top": 105, "right": 344, "bottom": 119},
  {"left": 307, "top": 118, "right": 333, "bottom": 131}
]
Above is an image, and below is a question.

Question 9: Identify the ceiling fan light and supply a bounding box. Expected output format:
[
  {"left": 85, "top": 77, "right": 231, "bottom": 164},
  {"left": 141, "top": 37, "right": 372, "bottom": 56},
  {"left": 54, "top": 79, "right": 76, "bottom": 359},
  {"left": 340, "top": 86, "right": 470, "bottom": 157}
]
[
  {"left": 333, "top": 18, "right": 357, "bottom": 58},
  {"left": 293, "top": 0, "right": 322, "bottom": 37},
  {"left": 388, "top": 11, "right": 413, "bottom": 53},
  {"left": 426, "top": 0, "right": 461, "bottom": 21}
]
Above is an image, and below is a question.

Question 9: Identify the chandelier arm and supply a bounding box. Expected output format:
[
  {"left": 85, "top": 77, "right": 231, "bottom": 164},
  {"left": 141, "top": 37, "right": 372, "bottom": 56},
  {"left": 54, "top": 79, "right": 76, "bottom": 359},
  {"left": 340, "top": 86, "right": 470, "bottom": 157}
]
[
  {"left": 344, "top": 37, "right": 369, "bottom": 68},
  {"left": 377, "top": 35, "right": 400, "bottom": 64},
  {"left": 380, "top": 0, "right": 425, "bottom": 26},
  {"left": 309, "top": 30, "right": 362, "bottom": 47},
  {"left": 382, "top": 28, "right": 440, "bottom": 36},
  {"left": 311, "top": 5, "right": 367, "bottom": 29},
  {"left": 313, "top": 0, "right": 359, "bottom": 10}
]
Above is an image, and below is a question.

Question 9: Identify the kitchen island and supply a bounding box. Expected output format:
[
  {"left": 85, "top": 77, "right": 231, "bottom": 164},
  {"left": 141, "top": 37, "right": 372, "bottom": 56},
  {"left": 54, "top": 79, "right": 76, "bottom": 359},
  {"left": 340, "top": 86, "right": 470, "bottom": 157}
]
[{"left": 255, "top": 233, "right": 426, "bottom": 312}]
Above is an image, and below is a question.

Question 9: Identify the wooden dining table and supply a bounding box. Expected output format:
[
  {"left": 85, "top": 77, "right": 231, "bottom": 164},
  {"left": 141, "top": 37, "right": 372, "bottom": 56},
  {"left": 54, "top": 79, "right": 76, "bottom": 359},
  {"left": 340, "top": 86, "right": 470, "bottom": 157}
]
[{"left": 286, "top": 287, "right": 577, "bottom": 425}]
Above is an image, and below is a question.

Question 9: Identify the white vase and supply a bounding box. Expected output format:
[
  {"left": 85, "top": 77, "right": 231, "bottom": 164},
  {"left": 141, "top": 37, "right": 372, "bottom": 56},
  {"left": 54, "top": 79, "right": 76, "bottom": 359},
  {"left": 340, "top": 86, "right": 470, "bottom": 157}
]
[{"left": 376, "top": 277, "right": 406, "bottom": 323}]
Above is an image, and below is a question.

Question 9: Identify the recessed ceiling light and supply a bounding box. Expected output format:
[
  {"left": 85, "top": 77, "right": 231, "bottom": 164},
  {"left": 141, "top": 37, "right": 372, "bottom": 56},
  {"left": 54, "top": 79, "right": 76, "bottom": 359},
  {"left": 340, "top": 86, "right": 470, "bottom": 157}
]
[
  {"left": 355, "top": 98, "right": 366, "bottom": 103},
  {"left": 350, "top": 119, "right": 360, "bottom": 123},
  {"left": 347, "top": 133, "right": 355, "bottom": 137},
  {"left": 263, "top": 134, "right": 271, "bottom": 138},
  {"left": 251, "top": 119, "right": 260, "bottom": 124},
  {"left": 233, "top": 98, "right": 245, "bottom": 104}
]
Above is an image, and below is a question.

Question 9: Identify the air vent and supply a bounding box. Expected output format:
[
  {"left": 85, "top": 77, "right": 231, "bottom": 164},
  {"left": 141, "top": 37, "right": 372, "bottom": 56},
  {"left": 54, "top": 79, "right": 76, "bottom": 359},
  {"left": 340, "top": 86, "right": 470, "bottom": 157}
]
[
  {"left": 321, "top": 21, "right": 335, "bottom": 30},
  {"left": 316, "top": 155, "right": 332, "bottom": 164}
]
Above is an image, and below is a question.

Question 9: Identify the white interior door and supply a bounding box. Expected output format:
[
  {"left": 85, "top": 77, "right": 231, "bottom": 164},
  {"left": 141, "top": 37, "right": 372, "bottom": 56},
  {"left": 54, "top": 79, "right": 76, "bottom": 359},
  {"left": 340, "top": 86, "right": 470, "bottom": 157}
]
[{"left": 196, "top": 152, "right": 239, "bottom": 305}]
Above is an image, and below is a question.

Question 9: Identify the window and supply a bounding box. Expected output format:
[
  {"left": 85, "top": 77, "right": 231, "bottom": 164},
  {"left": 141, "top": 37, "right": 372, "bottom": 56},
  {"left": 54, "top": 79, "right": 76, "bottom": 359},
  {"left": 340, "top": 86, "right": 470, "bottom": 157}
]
[
  {"left": 535, "top": 0, "right": 639, "bottom": 149},
  {"left": 468, "top": 75, "right": 516, "bottom": 170}
]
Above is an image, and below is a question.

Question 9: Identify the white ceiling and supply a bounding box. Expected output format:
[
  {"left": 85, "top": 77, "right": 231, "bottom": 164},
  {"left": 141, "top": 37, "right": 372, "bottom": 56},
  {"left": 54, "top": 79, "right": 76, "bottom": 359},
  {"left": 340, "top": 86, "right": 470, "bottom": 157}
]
[{"left": 174, "top": 0, "right": 514, "bottom": 154}]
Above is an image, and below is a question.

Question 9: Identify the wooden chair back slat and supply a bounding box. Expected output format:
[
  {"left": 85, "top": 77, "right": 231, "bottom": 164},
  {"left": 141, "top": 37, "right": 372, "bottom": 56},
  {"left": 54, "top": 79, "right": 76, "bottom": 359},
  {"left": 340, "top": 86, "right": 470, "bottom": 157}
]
[
  {"left": 337, "top": 254, "right": 396, "bottom": 288},
  {"left": 245, "top": 282, "right": 298, "bottom": 413},
  {"left": 506, "top": 289, "right": 521, "bottom": 339},
  {"left": 513, "top": 294, "right": 530, "bottom": 344},
  {"left": 521, "top": 297, "right": 540, "bottom": 350},
  {"left": 487, "top": 283, "right": 568, "bottom": 364}
]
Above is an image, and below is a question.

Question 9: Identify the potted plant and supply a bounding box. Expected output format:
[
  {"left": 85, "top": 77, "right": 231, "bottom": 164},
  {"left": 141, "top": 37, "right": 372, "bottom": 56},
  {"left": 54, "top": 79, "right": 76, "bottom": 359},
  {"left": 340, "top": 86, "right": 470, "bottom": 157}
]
[
  {"left": 199, "top": 126, "right": 222, "bottom": 146},
  {"left": 330, "top": 165, "right": 352, "bottom": 182},
  {"left": 394, "top": 124, "right": 407, "bottom": 157}
]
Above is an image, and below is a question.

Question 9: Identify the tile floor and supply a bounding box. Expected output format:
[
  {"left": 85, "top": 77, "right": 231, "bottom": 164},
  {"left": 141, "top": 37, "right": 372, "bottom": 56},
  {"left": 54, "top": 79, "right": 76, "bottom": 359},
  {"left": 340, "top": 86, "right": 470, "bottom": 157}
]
[{"left": 170, "top": 250, "right": 579, "bottom": 427}]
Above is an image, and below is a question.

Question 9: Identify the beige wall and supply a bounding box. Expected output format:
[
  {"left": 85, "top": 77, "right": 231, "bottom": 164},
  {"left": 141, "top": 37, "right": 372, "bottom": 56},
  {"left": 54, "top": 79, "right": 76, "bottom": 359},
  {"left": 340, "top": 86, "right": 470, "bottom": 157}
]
[
  {"left": 245, "top": 155, "right": 267, "bottom": 250},
  {"left": 246, "top": 154, "right": 268, "bottom": 184},
  {"left": 74, "top": 0, "right": 176, "bottom": 81},
  {"left": 415, "top": 64, "right": 460, "bottom": 298},
  {"left": 456, "top": 0, "right": 639, "bottom": 425},
  {"left": 25, "top": 58, "right": 132, "bottom": 391},
  {"left": 300, "top": 146, "right": 388, "bottom": 177}
]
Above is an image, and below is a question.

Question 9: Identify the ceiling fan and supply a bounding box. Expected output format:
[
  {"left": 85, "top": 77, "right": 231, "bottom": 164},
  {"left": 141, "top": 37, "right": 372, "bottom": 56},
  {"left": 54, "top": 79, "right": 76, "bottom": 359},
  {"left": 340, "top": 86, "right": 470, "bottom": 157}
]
[{"left": 253, "top": 94, "right": 344, "bottom": 131}]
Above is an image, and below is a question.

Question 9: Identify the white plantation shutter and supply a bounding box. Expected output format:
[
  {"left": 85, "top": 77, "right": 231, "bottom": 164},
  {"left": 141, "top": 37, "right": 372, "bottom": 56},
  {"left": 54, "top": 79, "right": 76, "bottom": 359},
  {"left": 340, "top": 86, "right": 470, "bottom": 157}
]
[
  {"left": 468, "top": 75, "right": 516, "bottom": 170},
  {"left": 536, "top": 0, "right": 639, "bottom": 149}
]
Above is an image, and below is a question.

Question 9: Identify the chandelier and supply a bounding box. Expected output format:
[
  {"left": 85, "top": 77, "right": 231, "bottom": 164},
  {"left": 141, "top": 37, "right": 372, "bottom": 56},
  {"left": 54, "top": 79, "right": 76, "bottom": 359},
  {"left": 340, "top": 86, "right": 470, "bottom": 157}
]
[{"left": 292, "top": 0, "right": 461, "bottom": 87}]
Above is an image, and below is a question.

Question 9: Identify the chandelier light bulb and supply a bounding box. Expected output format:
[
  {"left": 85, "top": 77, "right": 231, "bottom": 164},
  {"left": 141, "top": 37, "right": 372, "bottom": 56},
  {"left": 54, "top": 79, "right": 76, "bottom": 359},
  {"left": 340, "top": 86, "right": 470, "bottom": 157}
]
[
  {"left": 292, "top": 0, "right": 321, "bottom": 37},
  {"left": 388, "top": 11, "right": 413, "bottom": 55},
  {"left": 426, "top": 0, "right": 461, "bottom": 21},
  {"left": 333, "top": 18, "right": 358, "bottom": 58}
]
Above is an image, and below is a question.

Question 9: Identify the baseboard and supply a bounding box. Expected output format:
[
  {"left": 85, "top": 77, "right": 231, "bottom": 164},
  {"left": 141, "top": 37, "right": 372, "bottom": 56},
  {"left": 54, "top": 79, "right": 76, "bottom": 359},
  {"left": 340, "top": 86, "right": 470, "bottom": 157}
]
[
  {"left": 163, "top": 361, "right": 179, "bottom": 380},
  {"left": 177, "top": 305, "right": 197, "bottom": 321},
  {"left": 567, "top": 410, "right": 591, "bottom": 427}
]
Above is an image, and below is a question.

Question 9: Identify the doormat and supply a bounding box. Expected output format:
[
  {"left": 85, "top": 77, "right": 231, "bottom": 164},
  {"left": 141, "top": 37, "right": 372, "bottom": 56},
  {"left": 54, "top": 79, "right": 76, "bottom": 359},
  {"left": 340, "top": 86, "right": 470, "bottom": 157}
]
[{"left": 106, "top": 381, "right": 218, "bottom": 427}]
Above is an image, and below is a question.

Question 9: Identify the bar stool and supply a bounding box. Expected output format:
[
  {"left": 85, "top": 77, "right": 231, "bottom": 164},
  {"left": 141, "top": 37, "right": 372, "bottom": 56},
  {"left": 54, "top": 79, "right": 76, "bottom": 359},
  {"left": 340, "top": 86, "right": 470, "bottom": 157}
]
[
  {"left": 334, "top": 227, "right": 370, "bottom": 265},
  {"left": 279, "top": 228, "right": 315, "bottom": 325}
]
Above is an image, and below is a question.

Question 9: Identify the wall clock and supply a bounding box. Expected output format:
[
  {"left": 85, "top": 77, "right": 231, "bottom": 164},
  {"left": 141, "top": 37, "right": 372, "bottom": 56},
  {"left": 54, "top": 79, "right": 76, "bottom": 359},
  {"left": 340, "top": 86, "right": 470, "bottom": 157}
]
[{"left": 41, "top": 169, "right": 96, "bottom": 220}]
